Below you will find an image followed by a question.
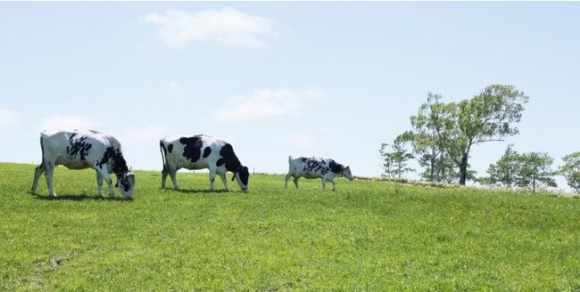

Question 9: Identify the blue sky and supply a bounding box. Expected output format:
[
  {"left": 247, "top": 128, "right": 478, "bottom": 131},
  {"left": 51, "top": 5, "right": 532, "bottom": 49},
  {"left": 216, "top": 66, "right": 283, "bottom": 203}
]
[{"left": 1, "top": 2, "right": 579, "bottom": 190}]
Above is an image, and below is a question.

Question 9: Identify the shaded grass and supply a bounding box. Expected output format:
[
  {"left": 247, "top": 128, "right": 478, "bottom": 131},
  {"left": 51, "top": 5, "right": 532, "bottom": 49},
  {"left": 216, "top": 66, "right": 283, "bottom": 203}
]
[{"left": 1, "top": 162, "right": 580, "bottom": 290}]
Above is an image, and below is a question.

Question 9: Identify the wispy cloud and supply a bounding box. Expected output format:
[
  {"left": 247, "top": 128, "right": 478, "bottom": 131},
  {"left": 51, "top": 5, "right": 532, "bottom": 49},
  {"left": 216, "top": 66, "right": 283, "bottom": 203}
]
[
  {"left": 39, "top": 115, "right": 100, "bottom": 131},
  {"left": 125, "top": 126, "right": 167, "bottom": 141},
  {"left": 212, "top": 88, "right": 323, "bottom": 122},
  {"left": 143, "top": 7, "right": 276, "bottom": 48},
  {"left": 0, "top": 109, "right": 21, "bottom": 128}
]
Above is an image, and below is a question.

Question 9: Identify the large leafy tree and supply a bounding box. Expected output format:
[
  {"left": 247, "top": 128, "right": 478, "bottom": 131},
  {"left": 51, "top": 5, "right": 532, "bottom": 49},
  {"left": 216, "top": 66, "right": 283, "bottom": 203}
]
[
  {"left": 559, "top": 152, "right": 580, "bottom": 193},
  {"left": 416, "top": 148, "right": 471, "bottom": 183},
  {"left": 397, "top": 130, "right": 472, "bottom": 183},
  {"left": 397, "top": 130, "right": 443, "bottom": 182},
  {"left": 410, "top": 85, "right": 529, "bottom": 185}
]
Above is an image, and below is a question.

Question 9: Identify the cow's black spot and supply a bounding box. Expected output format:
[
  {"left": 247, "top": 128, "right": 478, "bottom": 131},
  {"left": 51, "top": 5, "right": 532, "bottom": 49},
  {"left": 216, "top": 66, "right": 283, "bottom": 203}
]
[
  {"left": 216, "top": 158, "right": 225, "bottom": 167},
  {"left": 97, "top": 147, "right": 115, "bottom": 169},
  {"left": 111, "top": 149, "right": 129, "bottom": 176},
  {"left": 120, "top": 177, "right": 131, "bottom": 192},
  {"left": 301, "top": 157, "right": 307, "bottom": 162},
  {"left": 66, "top": 135, "right": 92, "bottom": 161},
  {"left": 180, "top": 136, "right": 203, "bottom": 163},
  {"left": 304, "top": 158, "right": 329, "bottom": 175},
  {"left": 329, "top": 160, "right": 343, "bottom": 174},
  {"left": 219, "top": 143, "right": 242, "bottom": 172},
  {"left": 328, "top": 159, "right": 343, "bottom": 173},
  {"left": 97, "top": 146, "right": 129, "bottom": 177},
  {"left": 167, "top": 144, "right": 173, "bottom": 153},
  {"left": 238, "top": 166, "right": 250, "bottom": 186},
  {"left": 203, "top": 147, "right": 211, "bottom": 158}
]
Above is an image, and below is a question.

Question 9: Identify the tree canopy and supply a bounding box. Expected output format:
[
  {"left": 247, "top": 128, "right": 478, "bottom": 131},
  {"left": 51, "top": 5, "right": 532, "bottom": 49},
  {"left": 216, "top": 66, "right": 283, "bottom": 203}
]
[
  {"left": 379, "top": 136, "right": 414, "bottom": 179},
  {"left": 479, "top": 144, "right": 557, "bottom": 192},
  {"left": 409, "top": 85, "right": 529, "bottom": 185},
  {"left": 559, "top": 152, "right": 580, "bottom": 193}
]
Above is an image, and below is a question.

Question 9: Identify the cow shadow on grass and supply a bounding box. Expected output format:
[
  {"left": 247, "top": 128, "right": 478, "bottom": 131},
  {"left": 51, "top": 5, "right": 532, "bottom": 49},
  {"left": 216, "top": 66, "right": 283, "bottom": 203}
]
[
  {"left": 30, "top": 192, "right": 132, "bottom": 202},
  {"left": 161, "top": 188, "right": 233, "bottom": 194}
]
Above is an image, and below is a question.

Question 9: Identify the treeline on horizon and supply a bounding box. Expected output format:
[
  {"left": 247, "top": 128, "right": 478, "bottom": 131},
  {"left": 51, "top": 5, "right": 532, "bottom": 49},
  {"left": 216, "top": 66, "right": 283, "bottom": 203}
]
[{"left": 379, "top": 84, "right": 580, "bottom": 194}]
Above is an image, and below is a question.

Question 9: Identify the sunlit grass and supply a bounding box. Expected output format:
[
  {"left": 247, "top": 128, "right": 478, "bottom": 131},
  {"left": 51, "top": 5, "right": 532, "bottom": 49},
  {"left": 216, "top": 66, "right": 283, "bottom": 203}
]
[{"left": 1, "top": 162, "right": 580, "bottom": 290}]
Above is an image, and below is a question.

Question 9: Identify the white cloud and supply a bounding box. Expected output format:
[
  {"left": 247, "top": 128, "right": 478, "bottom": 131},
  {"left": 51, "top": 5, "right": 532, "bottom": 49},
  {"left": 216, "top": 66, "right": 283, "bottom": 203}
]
[
  {"left": 143, "top": 7, "right": 276, "bottom": 48},
  {"left": 39, "top": 115, "right": 100, "bottom": 131},
  {"left": 125, "top": 126, "right": 167, "bottom": 141},
  {"left": 212, "top": 88, "right": 323, "bottom": 122},
  {"left": 0, "top": 109, "right": 21, "bottom": 128}
]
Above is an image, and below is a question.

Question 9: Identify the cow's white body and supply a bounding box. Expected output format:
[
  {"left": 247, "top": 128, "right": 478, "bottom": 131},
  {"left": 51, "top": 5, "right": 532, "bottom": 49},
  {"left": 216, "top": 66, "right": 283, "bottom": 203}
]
[
  {"left": 31, "top": 129, "right": 135, "bottom": 199},
  {"left": 159, "top": 134, "right": 249, "bottom": 191},
  {"left": 285, "top": 156, "right": 353, "bottom": 191}
]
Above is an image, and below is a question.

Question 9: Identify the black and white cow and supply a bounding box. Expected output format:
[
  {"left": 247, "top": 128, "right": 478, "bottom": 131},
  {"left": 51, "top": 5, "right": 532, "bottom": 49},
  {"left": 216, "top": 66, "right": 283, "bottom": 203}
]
[
  {"left": 31, "top": 129, "right": 136, "bottom": 199},
  {"left": 285, "top": 156, "right": 353, "bottom": 191},
  {"left": 159, "top": 134, "right": 249, "bottom": 191}
]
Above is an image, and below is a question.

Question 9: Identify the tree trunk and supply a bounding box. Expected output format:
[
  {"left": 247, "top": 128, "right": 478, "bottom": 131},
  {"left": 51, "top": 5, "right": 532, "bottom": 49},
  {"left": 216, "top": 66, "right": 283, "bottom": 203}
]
[
  {"left": 440, "top": 153, "right": 446, "bottom": 182},
  {"left": 430, "top": 156, "right": 435, "bottom": 182},
  {"left": 459, "top": 152, "right": 468, "bottom": 185}
]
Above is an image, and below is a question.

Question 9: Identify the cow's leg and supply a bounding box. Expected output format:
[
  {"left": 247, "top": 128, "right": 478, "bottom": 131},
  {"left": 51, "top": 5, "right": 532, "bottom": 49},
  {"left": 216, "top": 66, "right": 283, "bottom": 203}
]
[
  {"left": 31, "top": 161, "right": 46, "bottom": 194},
  {"left": 284, "top": 173, "right": 291, "bottom": 188},
  {"left": 169, "top": 169, "right": 179, "bottom": 190},
  {"left": 321, "top": 177, "right": 327, "bottom": 191},
  {"left": 293, "top": 177, "right": 299, "bottom": 189},
  {"left": 45, "top": 160, "right": 57, "bottom": 198},
  {"left": 96, "top": 167, "right": 115, "bottom": 198},
  {"left": 161, "top": 167, "right": 168, "bottom": 189},
  {"left": 96, "top": 170, "right": 105, "bottom": 198},
  {"left": 329, "top": 179, "right": 337, "bottom": 192},
  {"left": 208, "top": 166, "right": 217, "bottom": 191},
  {"left": 218, "top": 171, "right": 229, "bottom": 191}
]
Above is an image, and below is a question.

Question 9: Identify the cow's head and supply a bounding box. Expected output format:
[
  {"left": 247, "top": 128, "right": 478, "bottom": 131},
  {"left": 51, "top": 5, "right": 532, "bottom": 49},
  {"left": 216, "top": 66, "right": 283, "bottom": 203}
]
[
  {"left": 231, "top": 165, "right": 250, "bottom": 191},
  {"left": 341, "top": 166, "right": 354, "bottom": 181},
  {"left": 116, "top": 172, "right": 136, "bottom": 199}
]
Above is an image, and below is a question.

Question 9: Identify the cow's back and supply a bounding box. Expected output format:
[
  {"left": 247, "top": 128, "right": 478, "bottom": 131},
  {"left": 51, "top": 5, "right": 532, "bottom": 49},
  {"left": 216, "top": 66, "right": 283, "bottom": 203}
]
[
  {"left": 41, "top": 130, "right": 71, "bottom": 157},
  {"left": 41, "top": 130, "right": 116, "bottom": 170},
  {"left": 288, "top": 156, "right": 311, "bottom": 176},
  {"left": 161, "top": 135, "right": 223, "bottom": 170},
  {"left": 289, "top": 156, "right": 334, "bottom": 178}
]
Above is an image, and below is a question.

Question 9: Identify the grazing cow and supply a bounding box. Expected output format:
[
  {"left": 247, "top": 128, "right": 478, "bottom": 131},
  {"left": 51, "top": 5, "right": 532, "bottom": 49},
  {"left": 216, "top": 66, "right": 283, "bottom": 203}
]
[
  {"left": 31, "top": 129, "right": 136, "bottom": 199},
  {"left": 285, "top": 156, "right": 353, "bottom": 191},
  {"left": 159, "top": 134, "right": 249, "bottom": 191}
]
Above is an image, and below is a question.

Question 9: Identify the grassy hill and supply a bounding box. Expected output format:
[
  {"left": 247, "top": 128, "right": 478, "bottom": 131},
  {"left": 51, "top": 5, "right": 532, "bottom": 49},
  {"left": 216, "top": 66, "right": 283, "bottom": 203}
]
[{"left": 1, "top": 162, "right": 580, "bottom": 291}]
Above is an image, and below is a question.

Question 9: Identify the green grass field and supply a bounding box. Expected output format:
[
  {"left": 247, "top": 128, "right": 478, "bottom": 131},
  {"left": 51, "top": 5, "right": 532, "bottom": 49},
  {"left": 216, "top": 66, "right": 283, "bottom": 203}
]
[{"left": 2, "top": 162, "right": 580, "bottom": 291}]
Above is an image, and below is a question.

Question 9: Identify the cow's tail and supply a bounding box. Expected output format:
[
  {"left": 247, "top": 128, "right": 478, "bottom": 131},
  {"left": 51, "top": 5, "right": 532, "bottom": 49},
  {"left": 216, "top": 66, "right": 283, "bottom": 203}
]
[
  {"left": 159, "top": 140, "right": 168, "bottom": 173},
  {"left": 39, "top": 135, "right": 45, "bottom": 166}
]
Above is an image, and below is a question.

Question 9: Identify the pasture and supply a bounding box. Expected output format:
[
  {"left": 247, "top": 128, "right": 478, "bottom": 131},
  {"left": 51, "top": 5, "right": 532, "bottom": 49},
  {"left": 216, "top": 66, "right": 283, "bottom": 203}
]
[{"left": 1, "top": 162, "right": 580, "bottom": 291}]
